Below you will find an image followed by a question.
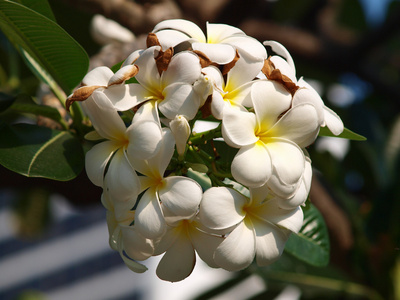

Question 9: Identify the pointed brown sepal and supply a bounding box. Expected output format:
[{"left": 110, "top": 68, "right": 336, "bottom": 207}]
[
  {"left": 221, "top": 49, "right": 240, "bottom": 76},
  {"left": 65, "top": 85, "right": 104, "bottom": 111},
  {"left": 262, "top": 58, "right": 299, "bottom": 96},
  {"left": 146, "top": 32, "right": 161, "bottom": 48},
  {"left": 155, "top": 47, "right": 174, "bottom": 76},
  {"left": 193, "top": 50, "right": 213, "bottom": 69}
]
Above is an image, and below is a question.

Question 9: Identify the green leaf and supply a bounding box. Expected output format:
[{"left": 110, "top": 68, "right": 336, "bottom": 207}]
[
  {"left": 0, "top": 123, "right": 84, "bottom": 181},
  {"left": 285, "top": 203, "right": 330, "bottom": 267},
  {"left": 0, "top": 0, "right": 89, "bottom": 94},
  {"left": 10, "top": 102, "right": 63, "bottom": 123},
  {"left": 319, "top": 126, "right": 367, "bottom": 141},
  {"left": 10, "top": 0, "right": 56, "bottom": 21},
  {"left": 187, "top": 168, "right": 212, "bottom": 191}
]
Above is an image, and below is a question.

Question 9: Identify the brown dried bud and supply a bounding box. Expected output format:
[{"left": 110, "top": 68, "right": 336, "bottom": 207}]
[
  {"left": 66, "top": 85, "right": 104, "bottom": 111},
  {"left": 147, "top": 32, "right": 161, "bottom": 48},
  {"left": 108, "top": 65, "right": 139, "bottom": 86}
]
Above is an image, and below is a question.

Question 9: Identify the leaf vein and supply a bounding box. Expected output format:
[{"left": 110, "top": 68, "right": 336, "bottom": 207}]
[{"left": 27, "top": 131, "right": 67, "bottom": 176}]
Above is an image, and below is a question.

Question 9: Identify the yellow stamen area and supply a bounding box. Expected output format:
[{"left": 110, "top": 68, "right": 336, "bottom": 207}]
[
  {"left": 116, "top": 136, "right": 130, "bottom": 150},
  {"left": 156, "top": 177, "right": 166, "bottom": 190},
  {"left": 242, "top": 203, "right": 263, "bottom": 220},
  {"left": 146, "top": 89, "right": 165, "bottom": 103}
]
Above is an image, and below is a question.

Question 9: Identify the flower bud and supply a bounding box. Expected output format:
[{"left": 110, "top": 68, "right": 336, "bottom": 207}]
[{"left": 170, "top": 115, "right": 191, "bottom": 157}]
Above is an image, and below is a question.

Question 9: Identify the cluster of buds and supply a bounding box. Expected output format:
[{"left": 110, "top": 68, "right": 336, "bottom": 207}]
[{"left": 67, "top": 19, "right": 344, "bottom": 282}]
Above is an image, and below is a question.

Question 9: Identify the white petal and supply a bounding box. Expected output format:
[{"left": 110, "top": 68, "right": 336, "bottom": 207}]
[
  {"left": 122, "top": 49, "right": 142, "bottom": 67},
  {"left": 85, "top": 140, "right": 119, "bottom": 187},
  {"left": 156, "top": 233, "right": 196, "bottom": 282},
  {"left": 214, "top": 220, "right": 255, "bottom": 271},
  {"left": 134, "top": 46, "right": 162, "bottom": 92},
  {"left": 249, "top": 182, "right": 271, "bottom": 204},
  {"left": 153, "top": 19, "right": 206, "bottom": 43},
  {"left": 253, "top": 199, "right": 304, "bottom": 233},
  {"left": 280, "top": 155, "right": 311, "bottom": 209},
  {"left": 189, "top": 221, "right": 223, "bottom": 268},
  {"left": 295, "top": 78, "right": 325, "bottom": 125},
  {"left": 135, "top": 187, "right": 166, "bottom": 239},
  {"left": 265, "top": 138, "right": 305, "bottom": 196},
  {"left": 82, "top": 94, "right": 127, "bottom": 141},
  {"left": 119, "top": 250, "right": 148, "bottom": 273},
  {"left": 270, "top": 55, "right": 296, "bottom": 83},
  {"left": 222, "top": 109, "right": 258, "bottom": 147},
  {"left": 252, "top": 218, "right": 290, "bottom": 266},
  {"left": 132, "top": 100, "right": 160, "bottom": 124},
  {"left": 268, "top": 103, "right": 320, "bottom": 148},
  {"left": 206, "top": 23, "right": 245, "bottom": 42},
  {"left": 134, "top": 128, "right": 175, "bottom": 178},
  {"left": 103, "top": 84, "right": 146, "bottom": 111},
  {"left": 112, "top": 200, "right": 136, "bottom": 224},
  {"left": 192, "top": 42, "right": 236, "bottom": 64},
  {"left": 161, "top": 51, "right": 201, "bottom": 86},
  {"left": 82, "top": 66, "right": 113, "bottom": 86},
  {"left": 323, "top": 106, "right": 344, "bottom": 136},
  {"left": 251, "top": 80, "right": 292, "bottom": 132},
  {"left": 153, "top": 29, "right": 193, "bottom": 49},
  {"left": 159, "top": 176, "right": 202, "bottom": 221},
  {"left": 231, "top": 143, "right": 272, "bottom": 188},
  {"left": 104, "top": 149, "right": 140, "bottom": 203},
  {"left": 106, "top": 211, "right": 119, "bottom": 250},
  {"left": 200, "top": 187, "right": 247, "bottom": 230},
  {"left": 210, "top": 91, "right": 226, "bottom": 120},
  {"left": 292, "top": 88, "right": 324, "bottom": 126},
  {"left": 225, "top": 81, "right": 254, "bottom": 108},
  {"left": 126, "top": 120, "right": 162, "bottom": 160},
  {"left": 120, "top": 225, "right": 154, "bottom": 260},
  {"left": 263, "top": 41, "right": 295, "bottom": 77},
  {"left": 159, "top": 83, "right": 200, "bottom": 120},
  {"left": 223, "top": 35, "right": 267, "bottom": 61},
  {"left": 226, "top": 54, "right": 263, "bottom": 96}
]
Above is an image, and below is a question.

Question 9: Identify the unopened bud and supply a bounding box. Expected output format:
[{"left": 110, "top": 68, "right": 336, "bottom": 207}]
[
  {"left": 194, "top": 74, "right": 213, "bottom": 106},
  {"left": 170, "top": 115, "right": 191, "bottom": 157},
  {"left": 108, "top": 65, "right": 139, "bottom": 86},
  {"left": 66, "top": 85, "right": 104, "bottom": 111}
]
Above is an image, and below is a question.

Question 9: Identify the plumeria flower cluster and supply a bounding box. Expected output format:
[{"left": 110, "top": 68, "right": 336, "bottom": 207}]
[{"left": 67, "top": 19, "right": 344, "bottom": 282}]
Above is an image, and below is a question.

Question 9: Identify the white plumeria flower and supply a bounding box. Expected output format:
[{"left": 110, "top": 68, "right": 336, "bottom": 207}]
[
  {"left": 222, "top": 80, "right": 320, "bottom": 198},
  {"left": 152, "top": 19, "right": 267, "bottom": 64},
  {"left": 263, "top": 41, "right": 344, "bottom": 135},
  {"left": 108, "top": 46, "right": 203, "bottom": 120},
  {"left": 203, "top": 52, "right": 264, "bottom": 119},
  {"left": 199, "top": 186, "right": 303, "bottom": 271},
  {"left": 153, "top": 212, "right": 223, "bottom": 282},
  {"left": 78, "top": 68, "right": 163, "bottom": 204},
  {"left": 129, "top": 129, "right": 203, "bottom": 240},
  {"left": 101, "top": 192, "right": 150, "bottom": 273},
  {"left": 251, "top": 151, "right": 311, "bottom": 210},
  {"left": 83, "top": 93, "right": 162, "bottom": 192}
]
